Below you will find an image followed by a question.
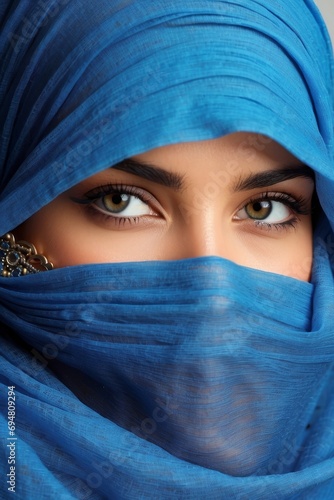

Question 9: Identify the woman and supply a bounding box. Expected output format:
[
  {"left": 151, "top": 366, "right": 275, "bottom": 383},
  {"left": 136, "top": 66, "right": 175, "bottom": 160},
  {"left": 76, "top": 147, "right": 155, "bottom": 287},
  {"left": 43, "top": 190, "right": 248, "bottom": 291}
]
[{"left": 1, "top": 0, "right": 334, "bottom": 498}]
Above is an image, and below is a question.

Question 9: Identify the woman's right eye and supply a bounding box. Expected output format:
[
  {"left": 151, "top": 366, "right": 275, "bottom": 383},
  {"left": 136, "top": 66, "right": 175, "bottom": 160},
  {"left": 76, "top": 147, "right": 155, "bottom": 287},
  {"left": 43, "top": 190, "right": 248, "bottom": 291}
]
[
  {"left": 92, "top": 191, "right": 153, "bottom": 218},
  {"left": 71, "top": 184, "right": 160, "bottom": 224}
]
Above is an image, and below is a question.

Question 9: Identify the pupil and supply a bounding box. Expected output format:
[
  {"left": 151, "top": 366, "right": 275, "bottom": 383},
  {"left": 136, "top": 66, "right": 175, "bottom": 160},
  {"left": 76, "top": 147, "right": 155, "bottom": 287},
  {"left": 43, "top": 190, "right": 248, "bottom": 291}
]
[
  {"left": 112, "top": 194, "right": 123, "bottom": 205},
  {"left": 253, "top": 202, "right": 263, "bottom": 213},
  {"left": 245, "top": 200, "right": 272, "bottom": 220},
  {"left": 102, "top": 192, "right": 131, "bottom": 213}
]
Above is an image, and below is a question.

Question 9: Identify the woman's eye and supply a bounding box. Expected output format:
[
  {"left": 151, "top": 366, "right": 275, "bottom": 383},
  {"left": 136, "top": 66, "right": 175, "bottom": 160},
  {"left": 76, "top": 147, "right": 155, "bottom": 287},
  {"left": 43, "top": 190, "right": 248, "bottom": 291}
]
[
  {"left": 93, "top": 192, "right": 153, "bottom": 217},
  {"left": 235, "top": 199, "right": 291, "bottom": 224}
]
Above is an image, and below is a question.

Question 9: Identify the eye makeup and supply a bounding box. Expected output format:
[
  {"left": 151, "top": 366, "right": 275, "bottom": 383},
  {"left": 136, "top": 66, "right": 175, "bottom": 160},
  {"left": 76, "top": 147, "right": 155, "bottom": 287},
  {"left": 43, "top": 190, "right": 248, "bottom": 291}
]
[
  {"left": 70, "top": 179, "right": 313, "bottom": 235},
  {"left": 233, "top": 191, "right": 312, "bottom": 232},
  {"left": 71, "top": 183, "right": 161, "bottom": 227}
]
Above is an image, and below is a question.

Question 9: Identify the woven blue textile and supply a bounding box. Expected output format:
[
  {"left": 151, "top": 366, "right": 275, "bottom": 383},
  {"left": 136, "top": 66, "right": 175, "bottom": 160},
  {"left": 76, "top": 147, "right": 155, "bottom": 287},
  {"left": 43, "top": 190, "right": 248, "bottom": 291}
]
[{"left": 0, "top": 1, "right": 334, "bottom": 498}]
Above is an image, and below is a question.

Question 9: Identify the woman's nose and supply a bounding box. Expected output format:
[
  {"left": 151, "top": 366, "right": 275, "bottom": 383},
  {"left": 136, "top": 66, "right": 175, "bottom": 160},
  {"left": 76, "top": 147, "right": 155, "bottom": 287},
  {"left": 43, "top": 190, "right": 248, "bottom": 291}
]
[{"left": 166, "top": 213, "right": 232, "bottom": 261}]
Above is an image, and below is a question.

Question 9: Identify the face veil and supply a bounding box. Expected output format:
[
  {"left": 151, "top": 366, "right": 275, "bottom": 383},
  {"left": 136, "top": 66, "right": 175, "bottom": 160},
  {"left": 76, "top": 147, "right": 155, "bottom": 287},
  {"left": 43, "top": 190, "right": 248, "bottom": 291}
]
[{"left": 0, "top": 1, "right": 334, "bottom": 499}]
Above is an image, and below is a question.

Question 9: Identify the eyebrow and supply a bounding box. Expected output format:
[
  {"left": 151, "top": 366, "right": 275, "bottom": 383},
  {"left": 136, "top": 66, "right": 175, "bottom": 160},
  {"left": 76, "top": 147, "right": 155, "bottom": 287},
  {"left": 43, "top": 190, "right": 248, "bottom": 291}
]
[
  {"left": 111, "top": 159, "right": 314, "bottom": 192},
  {"left": 233, "top": 166, "right": 314, "bottom": 191},
  {"left": 112, "top": 158, "right": 185, "bottom": 190}
]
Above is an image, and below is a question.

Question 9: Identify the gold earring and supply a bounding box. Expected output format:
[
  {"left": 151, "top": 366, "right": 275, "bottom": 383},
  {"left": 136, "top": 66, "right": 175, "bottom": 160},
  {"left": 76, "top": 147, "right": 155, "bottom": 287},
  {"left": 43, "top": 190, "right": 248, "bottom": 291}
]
[{"left": 0, "top": 233, "right": 53, "bottom": 277}]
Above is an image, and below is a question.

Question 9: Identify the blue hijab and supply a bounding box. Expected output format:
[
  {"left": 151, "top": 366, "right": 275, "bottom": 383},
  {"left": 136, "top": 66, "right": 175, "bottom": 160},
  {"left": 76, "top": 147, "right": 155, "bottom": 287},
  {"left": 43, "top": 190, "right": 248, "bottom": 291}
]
[{"left": 1, "top": 1, "right": 334, "bottom": 498}]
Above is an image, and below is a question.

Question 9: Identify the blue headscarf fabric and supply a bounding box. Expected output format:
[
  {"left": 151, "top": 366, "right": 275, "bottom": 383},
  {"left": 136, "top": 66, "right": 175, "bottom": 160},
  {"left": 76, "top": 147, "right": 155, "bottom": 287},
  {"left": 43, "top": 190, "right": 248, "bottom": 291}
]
[{"left": 0, "top": 1, "right": 334, "bottom": 498}]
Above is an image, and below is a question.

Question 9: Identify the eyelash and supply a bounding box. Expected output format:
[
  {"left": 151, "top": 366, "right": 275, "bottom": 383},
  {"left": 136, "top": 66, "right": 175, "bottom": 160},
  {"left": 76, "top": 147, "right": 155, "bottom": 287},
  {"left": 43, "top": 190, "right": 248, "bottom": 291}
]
[
  {"left": 72, "top": 184, "right": 311, "bottom": 231},
  {"left": 71, "top": 183, "right": 157, "bottom": 227},
  {"left": 236, "top": 191, "right": 310, "bottom": 232}
]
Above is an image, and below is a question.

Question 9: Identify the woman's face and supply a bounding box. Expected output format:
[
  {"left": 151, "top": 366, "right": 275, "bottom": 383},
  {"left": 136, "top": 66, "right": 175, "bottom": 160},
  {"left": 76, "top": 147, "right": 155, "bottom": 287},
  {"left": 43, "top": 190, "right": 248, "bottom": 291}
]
[{"left": 15, "top": 133, "right": 315, "bottom": 280}]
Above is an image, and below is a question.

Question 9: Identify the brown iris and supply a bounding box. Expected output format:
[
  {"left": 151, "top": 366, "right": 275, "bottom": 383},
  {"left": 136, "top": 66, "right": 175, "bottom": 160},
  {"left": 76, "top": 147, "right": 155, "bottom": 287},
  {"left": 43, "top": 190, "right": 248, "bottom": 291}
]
[
  {"left": 102, "top": 193, "right": 131, "bottom": 213},
  {"left": 245, "top": 200, "right": 272, "bottom": 220}
]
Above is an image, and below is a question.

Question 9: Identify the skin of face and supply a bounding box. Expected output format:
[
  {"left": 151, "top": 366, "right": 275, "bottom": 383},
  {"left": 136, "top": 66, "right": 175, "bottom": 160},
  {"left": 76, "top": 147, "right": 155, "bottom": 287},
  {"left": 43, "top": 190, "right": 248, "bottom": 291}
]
[{"left": 14, "top": 132, "right": 315, "bottom": 281}]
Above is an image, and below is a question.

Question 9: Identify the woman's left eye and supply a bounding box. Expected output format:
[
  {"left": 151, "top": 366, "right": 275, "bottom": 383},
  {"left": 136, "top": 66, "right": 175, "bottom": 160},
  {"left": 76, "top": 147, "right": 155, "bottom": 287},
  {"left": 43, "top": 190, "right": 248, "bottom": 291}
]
[
  {"left": 92, "top": 191, "right": 152, "bottom": 218},
  {"left": 234, "top": 196, "right": 293, "bottom": 225}
]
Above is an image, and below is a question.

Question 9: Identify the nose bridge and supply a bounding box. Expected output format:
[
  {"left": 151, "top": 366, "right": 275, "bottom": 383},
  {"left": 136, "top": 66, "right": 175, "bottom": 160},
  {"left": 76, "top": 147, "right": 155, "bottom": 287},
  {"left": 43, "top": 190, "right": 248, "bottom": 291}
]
[
  {"left": 190, "top": 220, "right": 220, "bottom": 258},
  {"left": 175, "top": 204, "right": 227, "bottom": 260},
  {"left": 168, "top": 167, "right": 236, "bottom": 260}
]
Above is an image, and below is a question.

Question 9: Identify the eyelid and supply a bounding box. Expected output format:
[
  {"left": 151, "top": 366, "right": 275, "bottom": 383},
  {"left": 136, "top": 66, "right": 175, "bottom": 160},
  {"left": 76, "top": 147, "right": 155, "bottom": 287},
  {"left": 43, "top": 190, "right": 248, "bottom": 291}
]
[
  {"left": 232, "top": 191, "right": 312, "bottom": 234},
  {"left": 71, "top": 183, "right": 163, "bottom": 218},
  {"left": 233, "top": 191, "right": 311, "bottom": 219},
  {"left": 84, "top": 183, "right": 154, "bottom": 201}
]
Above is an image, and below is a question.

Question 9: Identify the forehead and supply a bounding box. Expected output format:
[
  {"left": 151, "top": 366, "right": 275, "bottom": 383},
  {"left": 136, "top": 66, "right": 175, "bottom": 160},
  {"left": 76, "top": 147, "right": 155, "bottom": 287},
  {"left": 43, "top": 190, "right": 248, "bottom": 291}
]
[{"left": 132, "top": 132, "right": 304, "bottom": 175}]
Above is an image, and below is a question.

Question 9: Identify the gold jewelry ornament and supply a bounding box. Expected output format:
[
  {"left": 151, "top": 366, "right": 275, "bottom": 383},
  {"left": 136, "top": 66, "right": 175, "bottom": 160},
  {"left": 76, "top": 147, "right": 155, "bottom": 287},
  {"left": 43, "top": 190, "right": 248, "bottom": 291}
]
[{"left": 0, "top": 233, "right": 53, "bottom": 277}]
